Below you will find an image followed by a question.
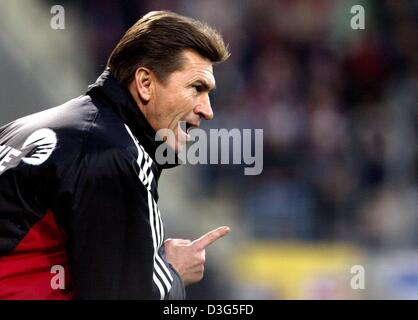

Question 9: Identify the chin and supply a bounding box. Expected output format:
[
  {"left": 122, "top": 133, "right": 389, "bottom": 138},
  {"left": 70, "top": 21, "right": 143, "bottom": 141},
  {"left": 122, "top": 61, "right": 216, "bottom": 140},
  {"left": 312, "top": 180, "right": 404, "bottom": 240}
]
[
  {"left": 163, "top": 134, "right": 185, "bottom": 154},
  {"left": 174, "top": 139, "right": 187, "bottom": 154}
]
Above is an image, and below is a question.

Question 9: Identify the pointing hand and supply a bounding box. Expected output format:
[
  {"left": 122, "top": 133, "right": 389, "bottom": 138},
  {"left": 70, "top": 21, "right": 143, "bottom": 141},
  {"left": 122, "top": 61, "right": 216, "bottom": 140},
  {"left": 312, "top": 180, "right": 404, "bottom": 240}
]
[{"left": 164, "top": 226, "right": 230, "bottom": 286}]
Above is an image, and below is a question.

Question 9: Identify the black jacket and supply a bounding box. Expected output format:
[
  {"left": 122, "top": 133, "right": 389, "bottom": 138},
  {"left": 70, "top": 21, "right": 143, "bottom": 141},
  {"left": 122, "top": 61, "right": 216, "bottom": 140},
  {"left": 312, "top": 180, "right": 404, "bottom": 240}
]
[{"left": 0, "top": 69, "right": 185, "bottom": 299}]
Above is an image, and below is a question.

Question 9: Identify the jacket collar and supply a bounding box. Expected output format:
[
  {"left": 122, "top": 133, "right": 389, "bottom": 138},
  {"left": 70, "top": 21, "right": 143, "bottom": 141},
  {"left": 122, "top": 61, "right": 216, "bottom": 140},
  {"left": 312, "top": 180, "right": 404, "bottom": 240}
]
[{"left": 86, "top": 68, "right": 176, "bottom": 169}]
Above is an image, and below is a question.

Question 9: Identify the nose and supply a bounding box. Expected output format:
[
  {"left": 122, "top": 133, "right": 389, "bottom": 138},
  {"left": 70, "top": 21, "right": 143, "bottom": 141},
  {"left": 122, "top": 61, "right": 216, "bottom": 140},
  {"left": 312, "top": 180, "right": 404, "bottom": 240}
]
[{"left": 194, "top": 95, "right": 214, "bottom": 121}]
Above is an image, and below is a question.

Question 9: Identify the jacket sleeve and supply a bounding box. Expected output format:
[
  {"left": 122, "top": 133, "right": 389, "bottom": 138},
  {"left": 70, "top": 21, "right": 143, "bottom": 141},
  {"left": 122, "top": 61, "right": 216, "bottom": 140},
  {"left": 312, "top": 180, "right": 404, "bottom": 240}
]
[{"left": 61, "top": 141, "right": 185, "bottom": 299}]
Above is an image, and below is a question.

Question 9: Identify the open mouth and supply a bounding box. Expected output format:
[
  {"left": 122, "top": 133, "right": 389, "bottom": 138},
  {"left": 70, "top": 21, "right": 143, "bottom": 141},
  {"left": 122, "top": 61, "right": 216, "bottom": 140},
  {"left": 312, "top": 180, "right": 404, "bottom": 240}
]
[
  {"left": 179, "top": 121, "right": 199, "bottom": 142},
  {"left": 186, "top": 122, "right": 193, "bottom": 134},
  {"left": 178, "top": 122, "right": 191, "bottom": 142}
]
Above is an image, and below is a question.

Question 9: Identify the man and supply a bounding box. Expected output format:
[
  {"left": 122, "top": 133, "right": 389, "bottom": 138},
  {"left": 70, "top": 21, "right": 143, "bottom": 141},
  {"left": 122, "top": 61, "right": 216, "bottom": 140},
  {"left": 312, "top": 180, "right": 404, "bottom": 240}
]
[{"left": 0, "top": 11, "right": 230, "bottom": 299}]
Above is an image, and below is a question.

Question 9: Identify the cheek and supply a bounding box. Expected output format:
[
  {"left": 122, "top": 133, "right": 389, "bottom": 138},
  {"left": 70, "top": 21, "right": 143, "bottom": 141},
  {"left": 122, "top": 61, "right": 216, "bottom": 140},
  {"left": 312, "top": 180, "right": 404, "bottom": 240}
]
[
  {"left": 172, "top": 92, "right": 196, "bottom": 116},
  {"left": 155, "top": 88, "right": 197, "bottom": 128},
  {"left": 155, "top": 92, "right": 178, "bottom": 119}
]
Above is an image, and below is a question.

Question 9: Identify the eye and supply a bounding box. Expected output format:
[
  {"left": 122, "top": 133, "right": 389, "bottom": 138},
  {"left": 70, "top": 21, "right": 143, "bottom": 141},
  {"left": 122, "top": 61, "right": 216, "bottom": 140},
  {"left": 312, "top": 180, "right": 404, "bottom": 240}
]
[{"left": 193, "top": 84, "right": 203, "bottom": 93}]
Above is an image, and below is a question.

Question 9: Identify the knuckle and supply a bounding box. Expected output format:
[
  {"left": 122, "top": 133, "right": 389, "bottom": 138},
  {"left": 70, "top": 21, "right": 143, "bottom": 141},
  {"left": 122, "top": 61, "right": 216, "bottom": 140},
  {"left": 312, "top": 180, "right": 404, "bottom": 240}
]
[
  {"left": 198, "top": 270, "right": 204, "bottom": 281},
  {"left": 196, "top": 253, "right": 205, "bottom": 264}
]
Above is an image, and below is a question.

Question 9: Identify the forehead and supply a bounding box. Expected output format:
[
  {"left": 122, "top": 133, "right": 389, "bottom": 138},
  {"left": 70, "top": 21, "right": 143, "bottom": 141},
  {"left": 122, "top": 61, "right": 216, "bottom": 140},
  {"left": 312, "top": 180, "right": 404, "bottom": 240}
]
[{"left": 174, "top": 49, "right": 215, "bottom": 86}]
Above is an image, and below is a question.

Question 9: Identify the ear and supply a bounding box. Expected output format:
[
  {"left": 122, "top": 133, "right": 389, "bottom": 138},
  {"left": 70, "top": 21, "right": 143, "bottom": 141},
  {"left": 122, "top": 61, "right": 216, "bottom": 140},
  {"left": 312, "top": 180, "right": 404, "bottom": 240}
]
[{"left": 133, "top": 67, "right": 153, "bottom": 102}]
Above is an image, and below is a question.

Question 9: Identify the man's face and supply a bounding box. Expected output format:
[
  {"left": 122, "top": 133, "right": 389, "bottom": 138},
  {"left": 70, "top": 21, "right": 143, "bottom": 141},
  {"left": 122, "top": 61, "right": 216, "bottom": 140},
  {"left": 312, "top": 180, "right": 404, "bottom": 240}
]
[{"left": 136, "top": 49, "right": 216, "bottom": 153}]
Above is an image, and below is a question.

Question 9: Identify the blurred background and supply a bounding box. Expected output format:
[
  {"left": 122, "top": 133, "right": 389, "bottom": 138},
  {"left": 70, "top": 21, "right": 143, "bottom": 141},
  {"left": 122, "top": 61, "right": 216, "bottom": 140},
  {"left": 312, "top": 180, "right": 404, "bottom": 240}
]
[{"left": 1, "top": 0, "right": 417, "bottom": 299}]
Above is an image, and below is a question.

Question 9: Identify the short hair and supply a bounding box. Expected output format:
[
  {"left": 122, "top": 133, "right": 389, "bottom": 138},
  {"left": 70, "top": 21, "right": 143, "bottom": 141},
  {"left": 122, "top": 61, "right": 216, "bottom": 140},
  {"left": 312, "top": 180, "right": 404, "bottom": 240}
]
[{"left": 107, "top": 11, "right": 230, "bottom": 86}]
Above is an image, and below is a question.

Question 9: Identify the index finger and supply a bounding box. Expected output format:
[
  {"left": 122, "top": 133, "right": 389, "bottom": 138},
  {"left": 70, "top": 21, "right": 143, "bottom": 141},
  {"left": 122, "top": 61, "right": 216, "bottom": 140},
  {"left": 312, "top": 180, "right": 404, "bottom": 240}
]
[{"left": 192, "top": 226, "right": 230, "bottom": 250}]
